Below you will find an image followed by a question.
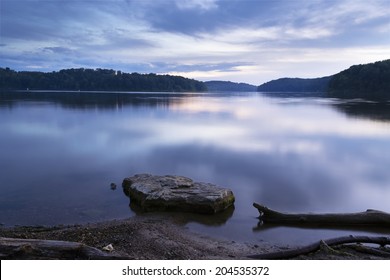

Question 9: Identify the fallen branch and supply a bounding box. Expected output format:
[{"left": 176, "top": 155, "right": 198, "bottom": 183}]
[
  {"left": 247, "top": 235, "right": 390, "bottom": 259},
  {"left": 345, "top": 244, "right": 390, "bottom": 258},
  {"left": 253, "top": 203, "right": 390, "bottom": 226},
  {"left": 0, "top": 237, "right": 129, "bottom": 259}
]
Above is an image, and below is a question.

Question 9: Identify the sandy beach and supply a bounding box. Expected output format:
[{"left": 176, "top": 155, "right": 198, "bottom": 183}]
[{"left": 1, "top": 215, "right": 389, "bottom": 260}]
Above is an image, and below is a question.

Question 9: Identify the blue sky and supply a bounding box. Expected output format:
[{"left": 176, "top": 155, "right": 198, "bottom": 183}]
[{"left": 1, "top": 0, "right": 389, "bottom": 84}]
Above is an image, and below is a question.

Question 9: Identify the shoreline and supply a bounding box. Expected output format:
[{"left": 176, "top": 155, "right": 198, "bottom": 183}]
[
  {"left": 1, "top": 215, "right": 389, "bottom": 260},
  {"left": 0, "top": 215, "right": 266, "bottom": 260}
]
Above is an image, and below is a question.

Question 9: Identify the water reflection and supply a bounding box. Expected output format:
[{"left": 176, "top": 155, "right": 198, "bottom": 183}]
[
  {"left": 332, "top": 99, "right": 390, "bottom": 121},
  {"left": 129, "top": 205, "right": 235, "bottom": 226},
  {"left": 1, "top": 91, "right": 390, "bottom": 245},
  {"left": 253, "top": 221, "right": 390, "bottom": 235},
  {"left": 0, "top": 91, "right": 197, "bottom": 110}
]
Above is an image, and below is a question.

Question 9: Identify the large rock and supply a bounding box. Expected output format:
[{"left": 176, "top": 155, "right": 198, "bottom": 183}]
[{"left": 122, "top": 174, "right": 235, "bottom": 214}]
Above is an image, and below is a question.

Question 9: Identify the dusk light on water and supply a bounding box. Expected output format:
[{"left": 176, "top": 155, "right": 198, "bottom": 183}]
[
  {"left": 1, "top": 0, "right": 390, "bottom": 265},
  {"left": 1, "top": 92, "right": 389, "bottom": 245}
]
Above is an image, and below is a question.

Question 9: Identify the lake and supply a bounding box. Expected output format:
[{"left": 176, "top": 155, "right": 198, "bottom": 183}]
[{"left": 1, "top": 91, "right": 390, "bottom": 246}]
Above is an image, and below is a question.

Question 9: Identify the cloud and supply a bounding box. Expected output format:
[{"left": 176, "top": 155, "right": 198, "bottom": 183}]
[
  {"left": 175, "top": 0, "right": 219, "bottom": 10},
  {"left": 1, "top": 0, "right": 389, "bottom": 83},
  {"left": 43, "top": 47, "right": 75, "bottom": 55}
]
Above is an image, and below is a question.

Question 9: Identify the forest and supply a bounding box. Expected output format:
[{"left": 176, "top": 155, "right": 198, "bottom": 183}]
[
  {"left": 257, "top": 76, "right": 331, "bottom": 93},
  {"left": 257, "top": 59, "right": 390, "bottom": 100},
  {"left": 328, "top": 59, "right": 390, "bottom": 99},
  {"left": 1, "top": 60, "right": 389, "bottom": 98},
  {"left": 0, "top": 67, "right": 207, "bottom": 92},
  {"left": 204, "top": 81, "right": 257, "bottom": 92}
]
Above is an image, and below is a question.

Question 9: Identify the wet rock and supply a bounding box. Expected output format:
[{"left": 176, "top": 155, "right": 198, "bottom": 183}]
[{"left": 122, "top": 174, "right": 235, "bottom": 214}]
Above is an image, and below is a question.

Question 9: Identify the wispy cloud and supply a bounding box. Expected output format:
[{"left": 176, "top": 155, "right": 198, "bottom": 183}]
[
  {"left": 175, "top": 0, "right": 219, "bottom": 10},
  {"left": 1, "top": 0, "right": 389, "bottom": 84}
]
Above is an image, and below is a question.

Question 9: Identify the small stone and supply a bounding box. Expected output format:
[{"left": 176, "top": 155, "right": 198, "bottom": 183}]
[
  {"left": 102, "top": 244, "right": 114, "bottom": 252},
  {"left": 110, "top": 183, "right": 117, "bottom": 190}
]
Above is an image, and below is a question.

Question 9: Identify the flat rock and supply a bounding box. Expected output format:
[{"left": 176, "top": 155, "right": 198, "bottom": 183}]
[{"left": 122, "top": 174, "right": 235, "bottom": 214}]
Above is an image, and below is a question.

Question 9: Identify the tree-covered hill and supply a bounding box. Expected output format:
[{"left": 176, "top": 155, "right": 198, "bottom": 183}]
[
  {"left": 257, "top": 76, "right": 331, "bottom": 93},
  {"left": 204, "top": 80, "right": 257, "bottom": 92},
  {"left": 328, "top": 59, "right": 390, "bottom": 99},
  {"left": 256, "top": 59, "right": 390, "bottom": 100},
  {"left": 0, "top": 67, "right": 207, "bottom": 92}
]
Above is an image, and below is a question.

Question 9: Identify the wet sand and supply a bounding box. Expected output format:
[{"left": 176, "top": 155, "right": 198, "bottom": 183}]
[{"left": 1, "top": 215, "right": 389, "bottom": 260}]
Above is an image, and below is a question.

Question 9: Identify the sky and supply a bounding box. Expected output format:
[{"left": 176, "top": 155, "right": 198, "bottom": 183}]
[{"left": 1, "top": 0, "right": 389, "bottom": 85}]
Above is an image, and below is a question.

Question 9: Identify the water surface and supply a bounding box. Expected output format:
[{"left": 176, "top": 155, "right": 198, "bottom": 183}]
[{"left": 1, "top": 91, "right": 389, "bottom": 245}]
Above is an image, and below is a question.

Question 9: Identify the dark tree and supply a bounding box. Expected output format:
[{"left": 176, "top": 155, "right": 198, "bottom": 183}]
[
  {"left": 257, "top": 76, "right": 331, "bottom": 93},
  {"left": 0, "top": 67, "right": 207, "bottom": 92},
  {"left": 328, "top": 59, "right": 390, "bottom": 100}
]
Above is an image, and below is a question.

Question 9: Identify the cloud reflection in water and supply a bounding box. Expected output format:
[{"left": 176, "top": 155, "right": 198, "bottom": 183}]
[{"left": 1, "top": 92, "right": 390, "bottom": 244}]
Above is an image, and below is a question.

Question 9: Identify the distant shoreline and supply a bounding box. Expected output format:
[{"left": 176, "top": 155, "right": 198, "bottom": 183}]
[{"left": 3, "top": 89, "right": 208, "bottom": 94}]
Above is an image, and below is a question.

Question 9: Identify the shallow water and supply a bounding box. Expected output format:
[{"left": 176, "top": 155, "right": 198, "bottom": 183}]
[{"left": 1, "top": 91, "right": 390, "bottom": 245}]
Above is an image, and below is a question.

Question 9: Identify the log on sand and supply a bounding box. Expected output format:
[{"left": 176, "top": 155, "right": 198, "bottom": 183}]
[
  {"left": 248, "top": 235, "right": 390, "bottom": 259},
  {"left": 250, "top": 203, "right": 390, "bottom": 259},
  {"left": 0, "top": 237, "right": 128, "bottom": 259},
  {"left": 253, "top": 203, "right": 390, "bottom": 226}
]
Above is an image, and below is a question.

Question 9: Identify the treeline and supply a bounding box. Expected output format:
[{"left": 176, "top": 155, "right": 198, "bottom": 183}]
[
  {"left": 257, "top": 76, "right": 331, "bottom": 93},
  {"left": 328, "top": 59, "right": 390, "bottom": 99},
  {"left": 0, "top": 67, "right": 207, "bottom": 92},
  {"left": 257, "top": 59, "right": 390, "bottom": 100},
  {"left": 204, "top": 81, "right": 257, "bottom": 92}
]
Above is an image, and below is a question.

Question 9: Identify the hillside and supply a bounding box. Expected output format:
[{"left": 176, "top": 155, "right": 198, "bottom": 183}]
[
  {"left": 257, "top": 76, "right": 331, "bottom": 93},
  {"left": 0, "top": 67, "right": 207, "bottom": 92},
  {"left": 204, "top": 81, "right": 257, "bottom": 92},
  {"left": 257, "top": 60, "right": 390, "bottom": 100},
  {"left": 328, "top": 59, "right": 390, "bottom": 99}
]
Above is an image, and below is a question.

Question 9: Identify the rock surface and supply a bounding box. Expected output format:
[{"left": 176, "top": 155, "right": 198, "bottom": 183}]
[{"left": 122, "top": 174, "right": 235, "bottom": 214}]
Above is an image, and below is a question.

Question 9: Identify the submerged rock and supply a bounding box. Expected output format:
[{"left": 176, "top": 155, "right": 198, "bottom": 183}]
[{"left": 122, "top": 174, "right": 235, "bottom": 214}]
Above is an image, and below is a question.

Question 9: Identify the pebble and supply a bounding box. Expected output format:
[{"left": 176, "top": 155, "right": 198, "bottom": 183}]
[{"left": 103, "top": 244, "right": 114, "bottom": 252}]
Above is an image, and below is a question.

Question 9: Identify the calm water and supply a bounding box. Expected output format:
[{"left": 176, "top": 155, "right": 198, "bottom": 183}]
[{"left": 1, "top": 91, "right": 390, "bottom": 245}]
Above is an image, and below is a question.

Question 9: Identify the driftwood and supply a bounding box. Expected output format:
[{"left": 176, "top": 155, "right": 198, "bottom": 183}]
[
  {"left": 0, "top": 237, "right": 128, "bottom": 259},
  {"left": 247, "top": 235, "right": 390, "bottom": 259},
  {"left": 253, "top": 203, "right": 390, "bottom": 227},
  {"left": 344, "top": 244, "right": 390, "bottom": 258}
]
